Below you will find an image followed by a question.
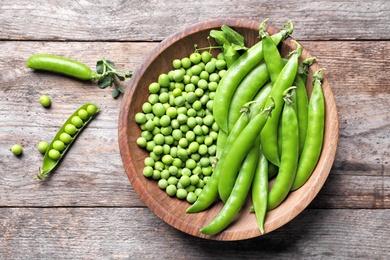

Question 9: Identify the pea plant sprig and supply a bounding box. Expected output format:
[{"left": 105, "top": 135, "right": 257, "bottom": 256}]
[
  {"left": 26, "top": 54, "right": 132, "bottom": 99},
  {"left": 96, "top": 58, "right": 132, "bottom": 98}
]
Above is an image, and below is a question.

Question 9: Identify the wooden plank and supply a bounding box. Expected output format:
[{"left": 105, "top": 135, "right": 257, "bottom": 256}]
[
  {"left": 1, "top": 0, "right": 389, "bottom": 41},
  {"left": 0, "top": 41, "right": 389, "bottom": 208},
  {"left": 0, "top": 208, "right": 389, "bottom": 259}
]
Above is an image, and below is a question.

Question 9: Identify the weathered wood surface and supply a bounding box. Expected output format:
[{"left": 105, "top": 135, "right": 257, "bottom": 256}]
[
  {"left": 0, "top": 208, "right": 389, "bottom": 259},
  {"left": 1, "top": 0, "right": 389, "bottom": 41},
  {"left": 1, "top": 0, "right": 390, "bottom": 258}
]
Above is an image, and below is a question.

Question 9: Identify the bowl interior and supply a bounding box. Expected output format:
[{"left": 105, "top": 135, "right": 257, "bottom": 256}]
[{"left": 118, "top": 18, "right": 339, "bottom": 241}]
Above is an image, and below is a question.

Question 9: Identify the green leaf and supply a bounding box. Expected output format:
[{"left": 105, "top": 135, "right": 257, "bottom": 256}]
[
  {"left": 209, "top": 30, "right": 228, "bottom": 45},
  {"left": 221, "top": 25, "right": 245, "bottom": 47},
  {"left": 224, "top": 45, "right": 237, "bottom": 58},
  {"left": 97, "top": 76, "right": 112, "bottom": 89},
  {"left": 96, "top": 60, "right": 105, "bottom": 74},
  {"left": 230, "top": 43, "right": 248, "bottom": 51},
  {"left": 112, "top": 88, "right": 120, "bottom": 99}
]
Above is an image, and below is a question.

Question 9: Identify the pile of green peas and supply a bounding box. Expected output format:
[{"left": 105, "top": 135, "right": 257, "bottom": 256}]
[{"left": 135, "top": 51, "right": 227, "bottom": 203}]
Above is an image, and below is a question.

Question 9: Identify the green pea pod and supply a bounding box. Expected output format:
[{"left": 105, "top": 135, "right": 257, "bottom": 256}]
[
  {"left": 295, "top": 73, "right": 309, "bottom": 156},
  {"left": 186, "top": 108, "right": 250, "bottom": 213},
  {"left": 218, "top": 101, "right": 275, "bottom": 203},
  {"left": 248, "top": 81, "right": 273, "bottom": 120},
  {"left": 227, "top": 62, "right": 270, "bottom": 132},
  {"left": 26, "top": 54, "right": 100, "bottom": 81},
  {"left": 267, "top": 88, "right": 299, "bottom": 211},
  {"left": 260, "top": 22, "right": 285, "bottom": 84},
  {"left": 213, "top": 21, "right": 293, "bottom": 133},
  {"left": 291, "top": 69, "right": 325, "bottom": 191},
  {"left": 260, "top": 40, "right": 302, "bottom": 167},
  {"left": 36, "top": 103, "right": 100, "bottom": 180},
  {"left": 200, "top": 136, "right": 261, "bottom": 235},
  {"left": 252, "top": 146, "right": 268, "bottom": 234}
]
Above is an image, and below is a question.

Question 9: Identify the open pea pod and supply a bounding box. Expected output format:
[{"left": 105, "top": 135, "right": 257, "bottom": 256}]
[{"left": 36, "top": 103, "right": 100, "bottom": 180}]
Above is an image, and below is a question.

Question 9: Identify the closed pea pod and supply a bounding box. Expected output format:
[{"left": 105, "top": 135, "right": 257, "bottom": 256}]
[
  {"left": 252, "top": 146, "right": 268, "bottom": 234},
  {"left": 260, "top": 40, "right": 302, "bottom": 167},
  {"left": 218, "top": 101, "right": 275, "bottom": 203},
  {"left": 213, "top": 21, "right": 293, "bottom": 133},
  {"left": 260, "top": 20, "right": 285, "bottom": 84},
  {"left": 267, "top": 88, "right": 299, "bottom": 211},
  {"left": 36, "top": 103, "right": 100, "bottom": 180},
  {"left": 227, "top": 62, "right": 270, "bottom": 132},
  {"left": 27, "top": 54, "right": 100, "bottom": 81},
  {"left": 200, "top": 136, "right": 261, "bottom": 235},
  {"left": 291, "top": 68, "right": 325, "bottom": 191},
  {"left": 295, "top": 57, "right": 316, "bottom": 155}
]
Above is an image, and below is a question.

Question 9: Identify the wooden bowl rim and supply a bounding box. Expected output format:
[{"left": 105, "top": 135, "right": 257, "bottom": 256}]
[{"left": 118, "top": 18, "right": 339, "bottom": 241}]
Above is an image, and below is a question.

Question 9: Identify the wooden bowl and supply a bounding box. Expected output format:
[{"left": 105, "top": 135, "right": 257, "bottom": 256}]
[{"left": 118, "top": 18, "right": 339, "bottom": 241}]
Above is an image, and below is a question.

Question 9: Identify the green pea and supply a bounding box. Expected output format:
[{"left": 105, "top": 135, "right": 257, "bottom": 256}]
[
  {"left": 166, "top": 184, "right": 177, "bottom": 196},
  {"left": 149, "top": 82, "right": 161, "bottom": 93},
  {"left": 179, "top": 175, "right": 191, "bottom": 187},
  {"left": 190, "top": 64, "right": 202, "bottom": 75},
  {"left": 186, "top": 192, "right": 197, "bottom": 204},
  {"left": 209, "top": 73, "right": 220, "bottom": 83},
  {"left": 148, "top": 93, "right": 159, "bottom": 104},
  {"left": 158, "top": 74, "right": 170, "bottom": 87},
  {"left": 86, "top": 104, "right": 97, "bottom": 116},
  {"left": 11, "top": 144, "right": 23, "bottom": 156},
  {"left": 144, "top": 157, "right": 155, "bottom": 167},
  {"left": 176, "top": 188, "right": 188, "bottom": 199},
  {"left": 64, "top": 124, "right": 77, "bottom": 136},
  {"left": 172, "top": 59, "right": 182, "bottom": 69},
  {"left": 208, "top": 82, "right": 218, "bottom": 92},
  {"left": 201, "top": 51, "right": 212, "bottom": 63},
  {"left": 152, "top": 103, "right": 166, "bottom": 117},
  {"left": 158, "top": 179, "right": 168, "bottom": 190},
  {"left": 59, "top": 132, "right": 72, "bottom": 144},
  {"left": 142, "top": 102, "right": 153, "bottom": 113},
  {"left": 143, "top": 166, "right": 154, "bottom": 177},
  {"left": 162, "top": 154, "right": 174, "bottom": 165},
  {"left": 173, "top": 69, "right": 185, "bottom": 82},
  {"left": 158, "top": 92, "right": 169, "bottom": 103},
  {"left": 216, "top": 59, "right": 227, "bottom": 70},
  {"left": 181, "top": 57, "right": 192, "bottom": 69},
  {"left": 199, "top": 70, "right": 209, "bottom": 80},
  {"left": 39, "top": 95, "right": 51, "bottom": 107},
  {"left": 77, "top": 109, "right": 89, "bottom": 121},
  {"left": 48, "top": 149, "right": 61, "bottom": 160},
  {"left": 52, "top": 140, "right": 66, "bottom": 152},
  {"left": 190, "top": 52, "right": 202, "bottom": 64},
  {"left": 71, "top": 116, "right": 84, "bottom": 128},
  {"left": 37, "top": 141, "right": 49, "bottom": 154}
]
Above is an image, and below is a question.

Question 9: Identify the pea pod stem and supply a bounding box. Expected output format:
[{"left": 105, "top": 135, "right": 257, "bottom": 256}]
[
  {"left": 213, "top": 20, "right": 294, "bottom": 133},
  {"left": 36, "top": 103, "right": 100, "bottom": 180},
  {"left": 291, "top": 68, "right": 326, "bottom": 191}
]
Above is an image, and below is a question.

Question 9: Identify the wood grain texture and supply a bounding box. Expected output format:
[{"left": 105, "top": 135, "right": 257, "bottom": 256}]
[
  {"left": 0, "top": 208, "right": 389, "bottom": 259},
  {"left": 0, "top": 40, "right": 389, "bottom": 209},
  {"left": 1, "top": 0, "right": 390, "bottom": 255},
  {"left": 1, "top": 0, "right": 389, "bottom": 41}
]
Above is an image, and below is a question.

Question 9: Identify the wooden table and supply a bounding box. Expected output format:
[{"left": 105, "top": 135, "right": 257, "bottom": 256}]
[{"left": 1, "top": 1, "right": 389, "bottom": 259}]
